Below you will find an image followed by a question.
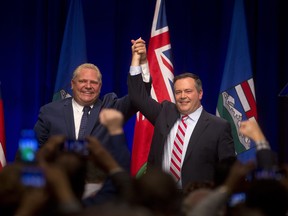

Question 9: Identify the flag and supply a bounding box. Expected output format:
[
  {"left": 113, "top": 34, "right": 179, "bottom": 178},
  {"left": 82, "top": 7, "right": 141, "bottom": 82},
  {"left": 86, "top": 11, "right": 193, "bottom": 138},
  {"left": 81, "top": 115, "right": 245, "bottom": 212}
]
[
  {"left": 216, "top": 0, "right": 257, "bottom": 162},
  {"left": 131, "top": 0, "right": 174, "bottom": 177},
  {"left": 0, "top": 82, "right": 6, "bottom": 169},
  {"left": 53, "top": 0, "right": 87, "bottom": 100}
]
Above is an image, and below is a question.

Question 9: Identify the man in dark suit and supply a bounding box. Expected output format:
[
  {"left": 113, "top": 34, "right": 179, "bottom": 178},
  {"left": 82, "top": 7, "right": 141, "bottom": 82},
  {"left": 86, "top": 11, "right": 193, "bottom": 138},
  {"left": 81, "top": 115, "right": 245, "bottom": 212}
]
[
  {"left": 128, "top": 38, "right": 236, "bottom": 189},
  {"left": 34, "top": 61, "right": 150, "bottom": 153},
  {"left": 34, "top": 59, "right": 150, "bottom": 205}
]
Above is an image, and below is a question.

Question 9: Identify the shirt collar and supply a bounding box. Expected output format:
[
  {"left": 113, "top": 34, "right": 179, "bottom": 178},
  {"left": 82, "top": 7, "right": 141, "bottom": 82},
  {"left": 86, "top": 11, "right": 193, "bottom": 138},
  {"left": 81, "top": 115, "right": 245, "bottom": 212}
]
[
  {"left": 184, "top": 105, "right": 203, "bottom": 121},
  {"left": 72, "top": 99, "right": 93, "bottom": 113}
]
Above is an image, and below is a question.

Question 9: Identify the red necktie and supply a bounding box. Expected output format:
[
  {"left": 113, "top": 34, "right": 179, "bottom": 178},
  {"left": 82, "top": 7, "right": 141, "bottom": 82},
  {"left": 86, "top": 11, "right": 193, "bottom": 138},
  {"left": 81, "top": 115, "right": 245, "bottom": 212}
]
[{"left": 170, "top": 115, "right": 188, "bottom": 181}]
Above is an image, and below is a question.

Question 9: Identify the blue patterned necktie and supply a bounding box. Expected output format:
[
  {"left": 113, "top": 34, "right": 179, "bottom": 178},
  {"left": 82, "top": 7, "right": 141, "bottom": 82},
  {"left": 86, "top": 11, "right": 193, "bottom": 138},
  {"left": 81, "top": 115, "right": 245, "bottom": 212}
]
[{"left": 78, "top": 106, "right": 91, "bottom": 140}]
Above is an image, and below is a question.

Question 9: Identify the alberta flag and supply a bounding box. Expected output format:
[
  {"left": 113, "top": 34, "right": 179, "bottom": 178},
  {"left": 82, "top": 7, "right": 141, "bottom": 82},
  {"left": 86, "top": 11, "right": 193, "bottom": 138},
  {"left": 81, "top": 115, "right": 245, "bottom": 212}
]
[
  {"left": 0, "top": 83, "right": 6, "bottom": 169},
  {"left": 131, "top": 0, "right": 175, "bottom": 177},
  {"left": 216, "top": 0, "right": 257, "bottom": 161},
  {"left": 53, "top": 0, "right": 87, "bottom": 101}
]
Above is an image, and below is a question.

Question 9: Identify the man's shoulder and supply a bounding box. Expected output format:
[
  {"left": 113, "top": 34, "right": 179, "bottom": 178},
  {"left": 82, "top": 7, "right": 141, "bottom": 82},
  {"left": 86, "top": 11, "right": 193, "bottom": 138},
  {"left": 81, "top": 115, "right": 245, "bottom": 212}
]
[
  {"left": 159, "top": 100, "right": 177, "bottom": 111},
  {"left": 161, "top": 100, "right": 175, "bottom": 107},
  {"left": 202, "top": 109, "right": 229, "bottom": 125},
  {"left": 101, "top": 92, "right": 119, "bottom": 105},
  {"left": 97, "top": 92, "right": 128, "bottom": 109},
  {"left": 102, "top": 92, "right": 118, "bottom": 100},
  {"left": 40, "top": 97, "right": 72, "bottom": 109},
  {"left": 158, "top": 101, "right": 178, "bottom": 118}
]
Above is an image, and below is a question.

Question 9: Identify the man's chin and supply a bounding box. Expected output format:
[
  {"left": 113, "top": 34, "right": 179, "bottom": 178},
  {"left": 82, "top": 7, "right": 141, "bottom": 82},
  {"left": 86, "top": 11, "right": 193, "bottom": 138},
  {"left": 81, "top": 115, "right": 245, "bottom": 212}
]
[
  {"left": 178, "top": 108, "right": 189, "bottom": 115},
  {"left": 81, "top": 98, "right": 97, "bottom": 105}
]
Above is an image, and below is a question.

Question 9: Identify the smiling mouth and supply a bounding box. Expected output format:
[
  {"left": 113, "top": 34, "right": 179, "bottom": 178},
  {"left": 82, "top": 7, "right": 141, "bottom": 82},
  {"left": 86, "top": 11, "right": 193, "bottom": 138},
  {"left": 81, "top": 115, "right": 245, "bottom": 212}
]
[
  {"left": 81, "top": 91, "right": 94, "bottom": 95},
  {"left": 179, "top": 101, "right": 189, "bottom": 104}
]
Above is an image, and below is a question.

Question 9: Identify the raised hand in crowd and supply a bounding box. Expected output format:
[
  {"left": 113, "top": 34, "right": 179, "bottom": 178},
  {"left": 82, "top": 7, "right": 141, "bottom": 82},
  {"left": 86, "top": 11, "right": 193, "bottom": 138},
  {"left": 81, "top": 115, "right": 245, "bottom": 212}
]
[
  {"left": 36, "top": 135, "right": 66, "bottom": 163},
  {"left": 15, "top": 160, "right": 83, "bottom": 216},
  {"left": 86, "top": 136, "right": 122, "bottom": 175},
  {"left": 14, "top": 187, "right": 48, "bottom": 216},
  {"left": 99, "top": 108, "right": 124, "bottom": 136},
  {"left": 187, "top": 160, "right": 255, "bottom": 216},
  {"left": 239, "top": 119, "right": 267, "bottom": 145}
]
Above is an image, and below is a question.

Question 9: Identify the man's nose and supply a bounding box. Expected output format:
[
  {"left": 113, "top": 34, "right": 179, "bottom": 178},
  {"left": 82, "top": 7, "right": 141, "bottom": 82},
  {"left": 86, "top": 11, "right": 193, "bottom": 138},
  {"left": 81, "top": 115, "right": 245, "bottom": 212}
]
[
  {"left": 85, "top": 82, "right": 92, "bottom": 88},
  {"left": 181, "top": 91, "right": 186, "bottom": 98}
]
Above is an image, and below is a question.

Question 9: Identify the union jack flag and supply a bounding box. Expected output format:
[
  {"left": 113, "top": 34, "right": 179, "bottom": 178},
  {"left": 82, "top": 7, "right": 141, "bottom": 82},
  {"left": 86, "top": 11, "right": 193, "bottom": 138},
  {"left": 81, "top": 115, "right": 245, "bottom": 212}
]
[
  {"left": 131, "top": 0, "right": 174, "bottom": 177},
  {"left": 216, "top": 0, "right": 258, "bottom": 161}
]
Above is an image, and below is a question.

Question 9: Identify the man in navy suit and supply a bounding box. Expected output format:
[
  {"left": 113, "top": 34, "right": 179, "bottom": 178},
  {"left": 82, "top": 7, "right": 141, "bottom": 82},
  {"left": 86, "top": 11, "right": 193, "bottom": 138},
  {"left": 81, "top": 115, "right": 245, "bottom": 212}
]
[
  {"left": 33, "top": 53, "right": 150, "bottom": 204},
  {"left": 34, "top": 62, "right": 149, "bottom": 149},
  {"left": 128, "top": 38, "right": 236, "bottom": 190}
]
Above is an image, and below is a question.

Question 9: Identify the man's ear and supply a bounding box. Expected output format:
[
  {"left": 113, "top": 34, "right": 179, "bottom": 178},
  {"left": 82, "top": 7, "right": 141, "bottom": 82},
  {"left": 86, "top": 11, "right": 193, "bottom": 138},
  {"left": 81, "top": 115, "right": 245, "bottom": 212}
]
[{"left": 199, "top": 90, "right": 203, "bottom": 100}]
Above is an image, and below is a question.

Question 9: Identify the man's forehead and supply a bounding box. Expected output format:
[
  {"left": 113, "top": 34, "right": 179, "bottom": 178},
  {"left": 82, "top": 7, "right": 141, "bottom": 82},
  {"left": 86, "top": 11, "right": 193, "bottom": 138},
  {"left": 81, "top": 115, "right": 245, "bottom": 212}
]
[
  {"left": 77, "top": 70, "right": 100, "bottom": 78},
  {"left": 174, "top": 79, "right": 195, "bottom": 86}
]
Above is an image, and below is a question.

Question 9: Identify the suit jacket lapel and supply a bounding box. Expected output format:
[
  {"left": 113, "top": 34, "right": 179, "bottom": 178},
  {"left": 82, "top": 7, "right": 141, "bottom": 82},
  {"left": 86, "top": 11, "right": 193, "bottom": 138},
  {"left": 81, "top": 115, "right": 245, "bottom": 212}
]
[
  {"left": 166, "top": 112, "right": 180, "bottom": 135},
  {"left": 86, "top": 99, "right": 102, "bottom": 136},
  {"left": 184, "top": 110, "right": 209, "bottom": 163},
  {"left": 63, "top": 98, "right": 76, "bottom": 140},
  {"left": 158, "top": 107, "right": 180, "bottom": 161}
]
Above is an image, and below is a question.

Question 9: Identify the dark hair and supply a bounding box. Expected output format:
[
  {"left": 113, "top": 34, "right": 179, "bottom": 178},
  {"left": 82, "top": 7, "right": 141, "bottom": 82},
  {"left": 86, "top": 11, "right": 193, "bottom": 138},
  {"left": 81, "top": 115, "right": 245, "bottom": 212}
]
[
  {"left": 134, "top": 167, "right": 181, "bottom": 215},
  {"left": 173, "top": 73, "right": 202, "bottom": 92},
  {"left": 246, "top": 178, "right": 288, "bottom": 216}
]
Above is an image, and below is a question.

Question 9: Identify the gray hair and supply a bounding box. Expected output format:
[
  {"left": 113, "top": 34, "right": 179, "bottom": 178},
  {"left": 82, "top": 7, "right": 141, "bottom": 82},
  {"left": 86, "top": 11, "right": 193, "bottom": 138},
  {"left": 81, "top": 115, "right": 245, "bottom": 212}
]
[{"left": 72, "top": 63, "right": 102, "bottom": 83}]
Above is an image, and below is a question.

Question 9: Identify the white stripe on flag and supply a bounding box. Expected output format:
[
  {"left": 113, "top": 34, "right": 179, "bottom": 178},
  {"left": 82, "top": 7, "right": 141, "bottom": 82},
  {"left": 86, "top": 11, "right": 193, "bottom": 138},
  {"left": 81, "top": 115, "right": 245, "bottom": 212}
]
[
  {"left": 235, "top": 84, "right": 251, "bottom": 112},
  {"left": 151, "top": 85, "right": 158, "bottom": 101},
  {"left": 151, "top": 1, "right": 169, "bottom": 37},
  {"left": 155, "top": 45, "right": 175, "bottom": 102}
]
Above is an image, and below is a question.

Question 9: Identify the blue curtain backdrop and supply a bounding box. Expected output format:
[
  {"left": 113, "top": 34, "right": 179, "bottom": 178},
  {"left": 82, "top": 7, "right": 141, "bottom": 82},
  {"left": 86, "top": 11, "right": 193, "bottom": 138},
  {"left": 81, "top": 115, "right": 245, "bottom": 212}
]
[{"left": 0, "top": 0, "right": 287, "bottom": 163}]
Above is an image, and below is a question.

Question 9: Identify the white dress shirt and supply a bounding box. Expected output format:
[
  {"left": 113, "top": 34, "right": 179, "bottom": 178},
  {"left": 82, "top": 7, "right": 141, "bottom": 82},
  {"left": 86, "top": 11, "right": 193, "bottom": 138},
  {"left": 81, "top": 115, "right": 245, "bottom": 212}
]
[
  {"left": 129, "top": 62, "right": 151, "bottom": 83},
  {"left": 163, "top": 106, "right": 203, "bottom": 188}
]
